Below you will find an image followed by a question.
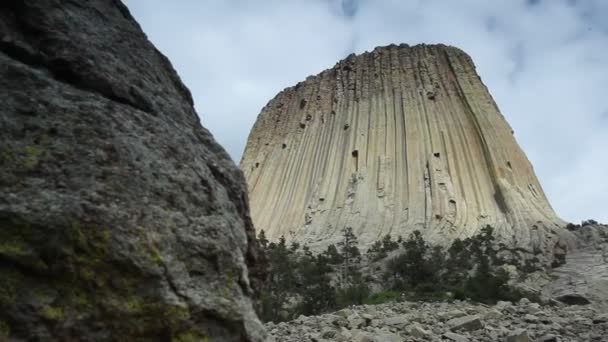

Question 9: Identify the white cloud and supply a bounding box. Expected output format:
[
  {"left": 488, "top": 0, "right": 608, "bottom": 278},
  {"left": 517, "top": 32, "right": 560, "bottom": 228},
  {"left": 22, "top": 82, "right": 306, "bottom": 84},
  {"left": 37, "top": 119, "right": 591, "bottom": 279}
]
[{"left": 127, "top": 0, "right": 608, "bottom": 223}]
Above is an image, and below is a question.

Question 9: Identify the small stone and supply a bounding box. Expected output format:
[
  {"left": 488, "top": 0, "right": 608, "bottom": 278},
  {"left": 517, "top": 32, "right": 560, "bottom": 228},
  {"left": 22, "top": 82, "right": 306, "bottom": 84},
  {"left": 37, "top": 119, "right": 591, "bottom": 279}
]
[
  {"left": 592, "top": 313, "right": 608, "bottom": 324},
  {"left": 484, "top": 309, "right": 502, "bottom": 320},
  {"left": 496, "top": 301, "right": 512, "bottom": 308},
  {"left": 443, "top": 331, "right": 470, "bottom": 342},
  {"left": 374, "top": 331, "right": 403, "bottom": 342},
  {"left": 408, "top": 324, "right": 430, "bottom": 338},
  {"left": 353, "top": 331, "right": 374, "bottom": 342},
  {"left": 321, "top": 328, "right": 337, "bottom": 339},
  {"left": 382, "top": 315, "right": 408, "bottom": 327},
  {"left": 526, "top": 303, "right": 542, "bottom": 314},
  {"left": 361, "top": 313, "right": 374, "bottom": 326},
  {"left": 554, "top": 294, "right": 591, "bottom": 305},
  {"left": 440, "top": 309, "right": 467, "bottom": 320},
  {"left": 523, "top": 314, "right": 539, "bottom": 323},
  {"left": 347, "top": 314, "right": 365, "bottom": 329},
  {"left": 538, "top": 334, "right": 559, "bottom": 342},
  {"left": 333, "top": 316, "right": 349, "bottom": 327},
  {"left": 336, "top": 309, "right": 352, "bottom": 318},
  {"left": 505, "top": 329, "right": 531, "bottom": 342},
  {"left": 339, "top": 327, "right": 353, "bottom": 339},
  {"left": 447, "top": 315, "right": 484, "bottom": 331}
]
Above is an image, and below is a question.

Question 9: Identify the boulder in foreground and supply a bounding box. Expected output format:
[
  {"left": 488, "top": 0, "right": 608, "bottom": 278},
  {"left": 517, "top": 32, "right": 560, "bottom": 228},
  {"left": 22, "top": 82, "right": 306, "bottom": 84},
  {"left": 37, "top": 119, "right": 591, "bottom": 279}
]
[{"left": 0, "top": 0, "right": 264, "bottom": 340}]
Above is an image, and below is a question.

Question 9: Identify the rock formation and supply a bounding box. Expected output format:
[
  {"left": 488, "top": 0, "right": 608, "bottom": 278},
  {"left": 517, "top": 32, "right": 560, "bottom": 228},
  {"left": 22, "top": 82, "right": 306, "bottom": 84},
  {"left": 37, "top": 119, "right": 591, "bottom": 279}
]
[
  {"left": 241, "top": 44, "right": 573, "bottom": 255},
  {"left": 0, "top": 0, "right": 264, "bottom": 340},
  {"left": 543, "top": 224, "right": 608, "bottom": 310}
]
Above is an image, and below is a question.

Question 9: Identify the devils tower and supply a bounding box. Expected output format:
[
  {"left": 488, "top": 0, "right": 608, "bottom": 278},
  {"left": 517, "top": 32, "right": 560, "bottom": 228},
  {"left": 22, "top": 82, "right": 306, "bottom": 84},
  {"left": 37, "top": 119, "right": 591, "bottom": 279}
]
[{"left": 241, "top": 44, "right": 571, "bottom": 254}]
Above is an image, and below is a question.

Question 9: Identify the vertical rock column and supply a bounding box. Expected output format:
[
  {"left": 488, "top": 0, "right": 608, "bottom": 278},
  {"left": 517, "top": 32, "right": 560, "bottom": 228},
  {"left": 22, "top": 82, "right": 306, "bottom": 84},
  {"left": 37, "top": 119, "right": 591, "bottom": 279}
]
[{"left": 241, "top": 44, "right": 570, "bottom": 254}]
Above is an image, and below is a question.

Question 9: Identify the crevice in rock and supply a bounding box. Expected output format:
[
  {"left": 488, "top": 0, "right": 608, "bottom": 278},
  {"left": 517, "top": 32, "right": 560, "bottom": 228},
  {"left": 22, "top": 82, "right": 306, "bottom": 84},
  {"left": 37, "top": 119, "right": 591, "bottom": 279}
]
[{"left": 0, "top": 41, "right": 153, "bottom": 115}]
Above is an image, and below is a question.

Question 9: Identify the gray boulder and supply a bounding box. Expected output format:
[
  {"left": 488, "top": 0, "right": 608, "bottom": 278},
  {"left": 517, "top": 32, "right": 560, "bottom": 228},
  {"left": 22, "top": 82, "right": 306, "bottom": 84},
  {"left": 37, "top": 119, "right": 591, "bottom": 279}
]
[
  {"left": 545, "top": 225, "right": 608, "bottom": 310},
  {"left": 447, "top": 315, "right": 484, "bottom": 331},
  {"left": 0, "top": 0, "right": 264, "bottom": 340},
  {"left": 408, "top": 323, "right": 430, "bottom": 338},
  {"left": 443, "top": 331, "right": 470, "bottom": 342},
  {"left": 505, "top": 329, "right": 531, "bottom": 342}
]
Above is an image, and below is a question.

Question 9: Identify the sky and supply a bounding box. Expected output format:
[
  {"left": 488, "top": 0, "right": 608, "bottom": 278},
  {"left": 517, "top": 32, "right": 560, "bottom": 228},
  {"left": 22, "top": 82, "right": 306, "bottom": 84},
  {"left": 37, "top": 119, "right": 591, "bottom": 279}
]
[{"left": 126, "top": 0, "right": 607, "bottom": 224}]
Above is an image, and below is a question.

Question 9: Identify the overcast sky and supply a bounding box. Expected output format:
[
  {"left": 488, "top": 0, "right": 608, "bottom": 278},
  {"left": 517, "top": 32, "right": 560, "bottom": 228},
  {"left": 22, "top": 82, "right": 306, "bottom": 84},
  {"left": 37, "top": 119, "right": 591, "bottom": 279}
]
[{"left": 127, "top": 0, "right": 607, "bottom": 224}]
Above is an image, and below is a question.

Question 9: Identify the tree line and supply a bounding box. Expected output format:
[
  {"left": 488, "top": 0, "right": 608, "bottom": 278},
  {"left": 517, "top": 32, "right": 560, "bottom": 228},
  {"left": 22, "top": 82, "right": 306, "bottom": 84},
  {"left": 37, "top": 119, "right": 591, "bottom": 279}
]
[{"left": 256, "top": 226, "right": 538, "bottom": 322}]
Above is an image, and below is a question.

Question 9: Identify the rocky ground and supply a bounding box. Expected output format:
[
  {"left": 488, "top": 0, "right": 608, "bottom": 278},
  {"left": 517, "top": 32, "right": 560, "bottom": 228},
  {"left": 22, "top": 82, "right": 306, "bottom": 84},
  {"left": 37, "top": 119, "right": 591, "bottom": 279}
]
[{"left": 265, "top": 299, "right": 608, "bottom": 342}]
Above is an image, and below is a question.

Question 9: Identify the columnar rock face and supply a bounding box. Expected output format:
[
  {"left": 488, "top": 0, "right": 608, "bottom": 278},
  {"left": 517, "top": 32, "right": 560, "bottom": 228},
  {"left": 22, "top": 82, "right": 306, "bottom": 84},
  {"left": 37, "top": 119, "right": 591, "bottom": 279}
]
[
  {"left": 241, "top": 44, "right": 571, "bottom": 253},
  {"left": 0, "top": 1, "right": 264, "bottom": 340}
]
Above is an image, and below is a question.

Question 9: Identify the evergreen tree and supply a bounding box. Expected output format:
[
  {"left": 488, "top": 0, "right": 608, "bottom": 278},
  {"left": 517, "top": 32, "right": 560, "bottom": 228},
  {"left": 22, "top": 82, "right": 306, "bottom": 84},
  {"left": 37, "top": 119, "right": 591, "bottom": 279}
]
[
  {"left": 366, "top": 240, "right": 385, "bottom": 261},
  {"left": 256, "top": 224, "right": 531, "bottom": 322},
  {"left": 337, "top": 227, "right": 361, "bottom": 287},
  {"left": 382, "top": 234, "right": 399, "bottom": 252},
  {"left": 257, "top": 229, "right": 269, "bottom": 249},
  {"left": 367, "top": 234, "right": 399, "bottom": 261},
  {"left": 401, "top": 230, "right": 429, "bottom": 288},
  {"left": 290, "top": 241, "right": 300, "bottom": 253},
  {"left": 323, "top": 244, "right": 343, "bottom": 265},
  {"left": 425, "top": 245, "right": 446, "bottom": 285},
  {"left": 335, "top": 227, "right": 369, "bottom": 306},
  {"left": 444, "top": 238, "right": 470, "bottom": 288},
  {"left": 296, "top": 251, "right": 336, "bottom": 315},
  {"left": 260, "top": 236, "right": 297, "bottom": 322},
  {"left": 462, "top": 226, "right": 509, "bottom": 303}
]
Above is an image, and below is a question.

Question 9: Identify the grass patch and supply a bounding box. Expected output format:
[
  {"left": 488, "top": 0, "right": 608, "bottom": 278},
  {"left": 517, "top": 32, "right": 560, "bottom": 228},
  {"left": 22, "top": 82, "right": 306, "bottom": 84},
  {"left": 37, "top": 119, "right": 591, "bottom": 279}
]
[{"left": 363, "top": 291, "right": 401, "bottom": 305}]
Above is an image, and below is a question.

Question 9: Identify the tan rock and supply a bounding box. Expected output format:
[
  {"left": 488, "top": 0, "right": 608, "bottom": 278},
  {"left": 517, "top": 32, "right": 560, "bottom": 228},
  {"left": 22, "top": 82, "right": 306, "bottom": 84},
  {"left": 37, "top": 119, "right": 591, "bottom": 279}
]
[{"left": 241, "top": 44, "right": 573, "bottom": 255}]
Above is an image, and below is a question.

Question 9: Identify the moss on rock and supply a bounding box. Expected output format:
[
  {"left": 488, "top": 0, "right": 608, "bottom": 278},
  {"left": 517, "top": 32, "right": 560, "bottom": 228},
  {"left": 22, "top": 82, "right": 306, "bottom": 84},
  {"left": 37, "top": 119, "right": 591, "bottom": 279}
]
[
  {"left": 0, "top": 320, "right": 10, "bottom": 339},
  {"left": 0, "top": 216, "right": 210, "bottom": 339}
]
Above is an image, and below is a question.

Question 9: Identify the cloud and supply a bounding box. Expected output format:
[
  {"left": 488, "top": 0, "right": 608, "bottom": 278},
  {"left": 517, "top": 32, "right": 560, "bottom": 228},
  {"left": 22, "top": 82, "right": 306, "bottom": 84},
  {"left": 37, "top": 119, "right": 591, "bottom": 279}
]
[{"left": 127, "top": 0, "right": 608, "bottom": 223}]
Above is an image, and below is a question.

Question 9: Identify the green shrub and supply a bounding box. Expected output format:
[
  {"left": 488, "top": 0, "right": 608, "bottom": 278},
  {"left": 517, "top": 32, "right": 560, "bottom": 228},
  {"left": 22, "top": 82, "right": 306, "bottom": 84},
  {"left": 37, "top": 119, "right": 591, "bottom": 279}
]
[
  {"left": 336, "top": 283, "right": 370, "bottom": 308},
  {"left": 363, "top": 291, "right": 401, "bottom": 305}
]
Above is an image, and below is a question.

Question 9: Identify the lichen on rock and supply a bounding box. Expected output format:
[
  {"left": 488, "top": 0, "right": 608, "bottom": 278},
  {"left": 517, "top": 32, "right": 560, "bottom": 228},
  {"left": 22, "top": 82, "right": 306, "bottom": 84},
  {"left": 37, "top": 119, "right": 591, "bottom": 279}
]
[{"left": 0, "top": 0, "right": 265, "bottom": 340}]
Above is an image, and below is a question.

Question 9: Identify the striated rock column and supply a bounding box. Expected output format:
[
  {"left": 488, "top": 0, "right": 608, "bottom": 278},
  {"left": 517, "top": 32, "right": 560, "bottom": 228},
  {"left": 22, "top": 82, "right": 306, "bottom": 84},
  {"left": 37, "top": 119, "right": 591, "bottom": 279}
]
[
  {"left": 0, "top": 0, "right": 264, "bottom": 340},
  {"left": 241, "top": 44, "right": 572, "bottom": 255}
]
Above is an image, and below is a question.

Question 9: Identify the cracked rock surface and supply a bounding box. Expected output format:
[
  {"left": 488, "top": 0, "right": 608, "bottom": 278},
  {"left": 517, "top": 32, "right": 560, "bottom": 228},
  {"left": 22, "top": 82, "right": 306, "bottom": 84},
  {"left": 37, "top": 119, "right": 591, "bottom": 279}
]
[{"left": 0, "top": 0, "right": 265, "bottom": 340}]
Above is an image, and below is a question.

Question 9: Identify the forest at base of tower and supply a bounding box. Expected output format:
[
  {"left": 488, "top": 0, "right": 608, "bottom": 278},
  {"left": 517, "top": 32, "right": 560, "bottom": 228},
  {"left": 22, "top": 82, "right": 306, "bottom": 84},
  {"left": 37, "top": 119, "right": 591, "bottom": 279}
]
[{"left": 254, "top": 220, "right": 606, "bottom": 323}]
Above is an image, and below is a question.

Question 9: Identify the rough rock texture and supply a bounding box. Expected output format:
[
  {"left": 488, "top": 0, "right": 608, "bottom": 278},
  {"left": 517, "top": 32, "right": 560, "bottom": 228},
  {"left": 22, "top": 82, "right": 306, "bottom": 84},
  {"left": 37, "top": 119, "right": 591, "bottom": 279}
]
[
  {"left": 266, "top": 299, "right": 608, "bottom": 341},
  {"left": 544, "top": 225, "right": 608, "bottom": 311},
  {"left": 241, "top": 44, "right": 573, "bottom": 254},
  {"left": 0, "top": 0, "right": 264, "bottom": 340}
]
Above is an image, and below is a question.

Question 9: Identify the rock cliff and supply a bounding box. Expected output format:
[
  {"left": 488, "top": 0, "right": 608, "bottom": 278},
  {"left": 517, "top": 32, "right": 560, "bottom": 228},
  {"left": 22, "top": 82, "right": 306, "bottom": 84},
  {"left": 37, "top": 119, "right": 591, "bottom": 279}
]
[
  {"left": 241, "top": 44, "right": 572, "bottom": 255},
  {"left": 0, "top": 0, "right": 264, "bottom": 340},
  {"left": 544, "top": 225, "right": 608, "bottom": 310}
]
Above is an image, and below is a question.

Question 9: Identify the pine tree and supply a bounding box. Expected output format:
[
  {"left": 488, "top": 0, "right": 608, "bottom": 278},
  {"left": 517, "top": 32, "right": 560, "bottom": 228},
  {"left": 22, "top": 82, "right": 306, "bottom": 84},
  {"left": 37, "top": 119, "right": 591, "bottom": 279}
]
[
  {"left": 444, "top": 238, "right": 471, "bottom": 287},
  {"left": 260, "top": 235, "right": 298, "bottom": 321},
  {"left": 367, "top": 234, "right": 399, "bottom": 261},
  {"left": 334, "top": 227, "right": 370, "bottom": 306},
  {"left": 337, "top": 227, "right": 360, "bottom": 287},
  {"left": 324, "top": 244, "right": 343, "bottom": 265},
  {"left": 382, "top": 234, "right": 399, "bottom": 252},
  {"left": 296, "top": 250, "right": 336, "bottom": 315},
  {"left": 257, "top": 229, "right": 269, "bottom": 249},
  {"left": 401, "top": 230, "right": 429, "bottom": 288}
]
